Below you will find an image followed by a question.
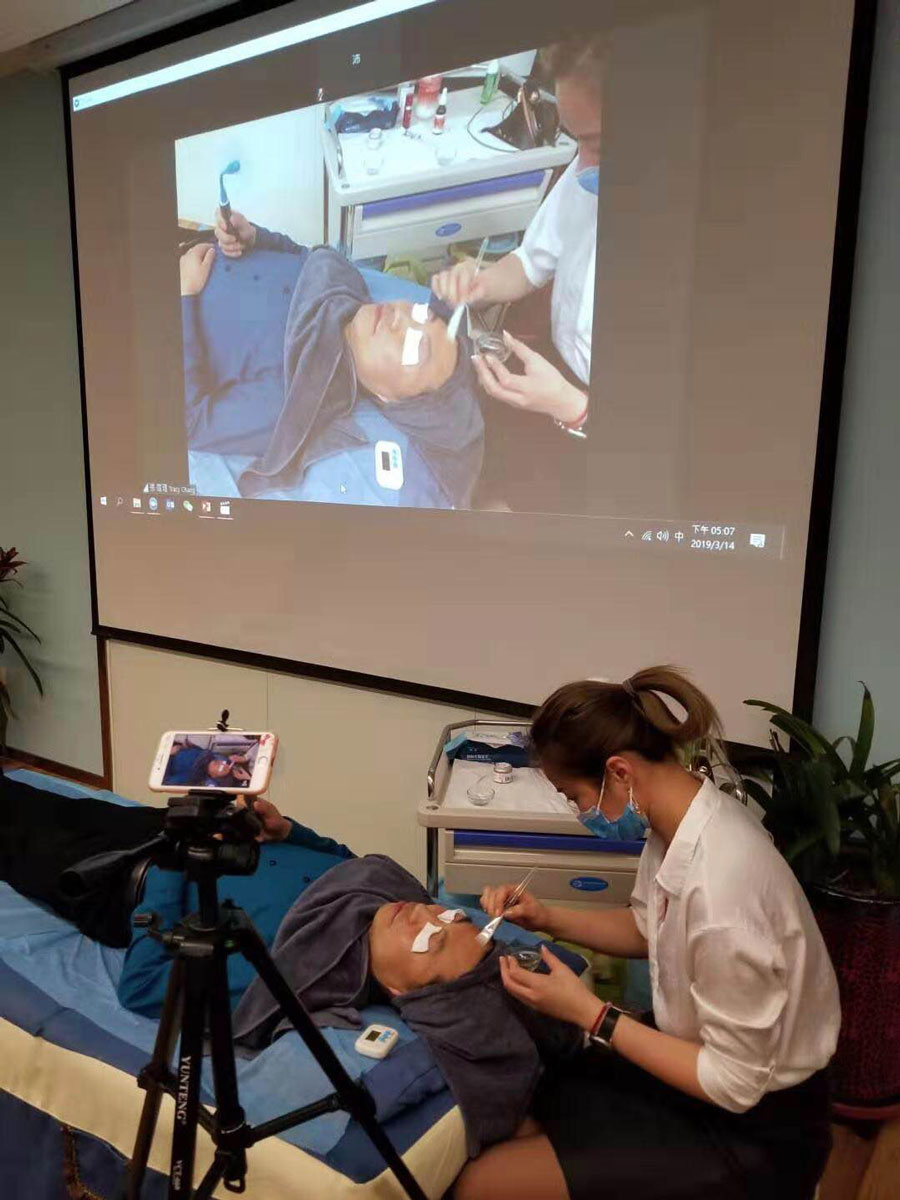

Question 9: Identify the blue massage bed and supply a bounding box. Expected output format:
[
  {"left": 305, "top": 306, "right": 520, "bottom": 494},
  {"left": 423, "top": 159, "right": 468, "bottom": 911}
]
[{"left": 0, "top": 769, "right": 571, "bottom": 1199}]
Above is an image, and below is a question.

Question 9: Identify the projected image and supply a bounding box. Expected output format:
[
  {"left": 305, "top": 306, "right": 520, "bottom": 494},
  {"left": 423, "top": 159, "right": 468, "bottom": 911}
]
[
  {"left": 163, "top": 733, "right": 261, "bottom": 789},
  {"left": 174, "top": 43, "right": 602, "bottom": 514}
]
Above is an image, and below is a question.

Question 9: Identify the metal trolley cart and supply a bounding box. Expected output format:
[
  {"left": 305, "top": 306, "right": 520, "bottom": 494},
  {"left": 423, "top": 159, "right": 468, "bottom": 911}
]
[{"left": 419, "top": 720, "right": 645, "bottom": 902}]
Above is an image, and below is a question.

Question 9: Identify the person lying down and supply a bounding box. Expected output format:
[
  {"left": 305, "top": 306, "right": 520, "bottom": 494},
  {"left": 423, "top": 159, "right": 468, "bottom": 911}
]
[
  {"left": 0, "top": 776, "right": 580, "bottom": 1156},
  {"left": 180, "top": 213, "right": 484, "bottom": 508},
  {"left": 232, "top": 852, "right": 583, "bottom": 1155}
]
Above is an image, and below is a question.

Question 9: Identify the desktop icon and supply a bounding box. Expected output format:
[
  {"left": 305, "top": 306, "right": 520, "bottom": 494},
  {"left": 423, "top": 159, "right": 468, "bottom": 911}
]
[
  {"left": 183, "top": 500, "right": 194, "bottom": 512},
  {"left": 219, "top": 501, "right": 231, "bottom": 517},
  {"left": 116, "top": 497, "right": 124, "bottom": 506},
  {"left": 132, "top": 498, "right": 142, "bottom": 509},
  {"left": 165, "top": 499, "right": 176, "bottom": 511},
  {"left": 100, "top": 496, "right": 107, "bottom": 506},
  {"left": 641, "top": 530, "right": 652, "bottom": 542},
  {"left": 201, "top": 501, "right": 212, "bottom": 514},
  {"left": 749, "top": 533, "right": 766, "bottom": 549},
  {"left": 148, "top": 496, "right": 159, "bottom": 511}
]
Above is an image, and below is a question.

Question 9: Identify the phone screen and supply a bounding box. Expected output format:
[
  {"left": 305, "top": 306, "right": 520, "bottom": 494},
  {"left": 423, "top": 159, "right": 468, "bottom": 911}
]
[{"left": 162, "top": 733, "right": 265, "bottom": 790}]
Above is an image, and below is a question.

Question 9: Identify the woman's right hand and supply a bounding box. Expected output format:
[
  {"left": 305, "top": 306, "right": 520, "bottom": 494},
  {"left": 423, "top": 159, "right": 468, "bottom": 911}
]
[
  {"left": 214, "top": 207, "right": 257, "bottom": 257},
  {"left": 431, "top": 258, "right": 489, "bottom": 308},
  {"left": 480, "top": 884, "right": 550, "bottom": 932}
]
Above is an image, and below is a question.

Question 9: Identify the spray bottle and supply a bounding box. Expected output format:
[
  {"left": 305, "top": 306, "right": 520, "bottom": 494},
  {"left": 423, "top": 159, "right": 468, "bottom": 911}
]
[{"left": 480, "top": 60, "right": 500, "bottom": 105}]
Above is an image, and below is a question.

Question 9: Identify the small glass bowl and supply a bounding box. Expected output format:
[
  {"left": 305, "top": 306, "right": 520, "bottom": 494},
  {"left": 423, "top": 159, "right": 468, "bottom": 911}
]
[
  {"left": 434, "top": 142, "right": 458, "bottom": 168},
  {"left": 513, "top": 949, "right": 542, "bottom": 972},
  {"left": 467, "top": 777, "right": 495, "bottom": 806},
  {"left": 473, "top": 330, "right": 511, "bottom": 363}
]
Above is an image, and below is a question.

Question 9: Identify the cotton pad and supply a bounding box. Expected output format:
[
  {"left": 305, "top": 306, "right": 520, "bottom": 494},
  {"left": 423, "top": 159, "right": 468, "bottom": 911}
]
[
  {"left": 411, "top": 921, "right": 443, "bottom": 953},
  {"left": 437, "top": 908, "right": 465, "bottom": 924},
  {"left": 401, "top": 327, "right": 423, "bottom": 366}
]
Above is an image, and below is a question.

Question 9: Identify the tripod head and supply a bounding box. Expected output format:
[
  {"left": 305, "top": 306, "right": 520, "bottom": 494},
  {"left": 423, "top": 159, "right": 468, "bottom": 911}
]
[
  {"left": 61, "top": 790, "right": 262, "bottom": 903},
  {"left": 156, "top": 790, "right": 261, "bottom": 879}
]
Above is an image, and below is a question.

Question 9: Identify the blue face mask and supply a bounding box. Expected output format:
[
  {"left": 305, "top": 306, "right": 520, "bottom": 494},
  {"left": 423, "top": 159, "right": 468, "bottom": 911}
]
[
  {"left": 576, "top": 165, "right": 600, "bottom": 196},
  {"left": 575, "top": 778, "right": 649, "bottom": 841}
]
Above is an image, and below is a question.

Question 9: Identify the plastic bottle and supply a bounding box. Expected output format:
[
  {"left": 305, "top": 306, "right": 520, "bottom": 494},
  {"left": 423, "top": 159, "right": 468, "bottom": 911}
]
[
  {"left": 480, "top": 60, "right": 500, "bottom": 105},
  {"left": 401, "top": 87, "right": 414, "bottom": 130},
  {"left": 433, "top": 87, "right": 448, "bottom": 134},
  {"left": 415, "top": 74, "right": 443, "bottom": 119}
]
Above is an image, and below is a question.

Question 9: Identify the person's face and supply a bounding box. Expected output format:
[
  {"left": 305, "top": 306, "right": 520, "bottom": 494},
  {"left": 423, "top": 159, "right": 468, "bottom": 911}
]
[
  {"left": 541, "top": 762, "right": 628, "bottom": 820},
  {"left": 556, "top": 75, "right": 603, "bottom": 171},
  {"left": 368, "top": 901, "right": 488, "bottom": 995},
  {"left": 207, "top": 757, "right": 231, "bottom": 780},
  {"left": 345, "top": 301, "right": 459, "bottom": 401}
]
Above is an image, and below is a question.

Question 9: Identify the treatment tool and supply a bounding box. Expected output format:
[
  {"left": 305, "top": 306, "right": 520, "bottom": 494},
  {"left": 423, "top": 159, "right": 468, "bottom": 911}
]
[
  {"left": 446, "top": 236, "right": 489, "bottom": 342},
  {"left": 476, "top": 867, "right": 537, "bottom": 944},
  {"left": 218, "top": 159, "right": 241, "bottom": 232}
]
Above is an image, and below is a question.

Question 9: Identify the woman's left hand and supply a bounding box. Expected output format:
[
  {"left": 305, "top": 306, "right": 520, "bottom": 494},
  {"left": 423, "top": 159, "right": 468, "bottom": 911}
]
[
  {"left": 472, "top": 332, "right": 587, "bottom": 425},
  {"left": 500, "top": 945, "right": 605, "bottom": 1029}
]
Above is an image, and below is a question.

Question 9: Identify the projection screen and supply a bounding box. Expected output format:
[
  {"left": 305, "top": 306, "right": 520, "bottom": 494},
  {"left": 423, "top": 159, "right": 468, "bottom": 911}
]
[{"left": 66, "top": 0, "right": 861, "bottom": 741}]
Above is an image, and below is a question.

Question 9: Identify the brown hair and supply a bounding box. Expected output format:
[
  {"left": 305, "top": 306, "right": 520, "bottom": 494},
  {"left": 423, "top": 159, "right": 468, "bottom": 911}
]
[
  {"left": 540, "top": 35, "right": 608, "bottom": 90},
  {"left": 530, "top": 666, "right": 722, "bottom": 782}
]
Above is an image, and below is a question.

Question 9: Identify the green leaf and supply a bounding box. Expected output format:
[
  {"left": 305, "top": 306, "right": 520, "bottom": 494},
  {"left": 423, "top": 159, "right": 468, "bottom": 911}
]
[
  {"left": 850, "top": 684, "right": 875, "bottom": 777},
  {"left": 783, "top": 829, "right": 826, "bottom": 865},
  {"left": 877, "top": 784, "right": 899, "bottom": 835},
  {"left": 0, "top": 609, "right": 40, "bottom": 641},
  {"left": 0, "top": 630, "right": 43, "bottom": 696},
  {"left": 864, "top": 758, "right": 900, "bottom": 790},
  {"left": 804, "top": 759, "right": 842, "bottom": 855},
  {"left": 742, "top": 777, "right": 773, "bottom": 811},
  {"left": 745, "top": 700, "right": 846, "bottom": 772}
]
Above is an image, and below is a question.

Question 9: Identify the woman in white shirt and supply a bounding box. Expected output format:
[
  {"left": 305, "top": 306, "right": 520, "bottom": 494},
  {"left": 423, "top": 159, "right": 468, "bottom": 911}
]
[
  {"left": 455, "top": 667, "right": 839, "bottom": 1200},
  {"left": 432, "top": 38, "right": 602, "bottom": 438}
]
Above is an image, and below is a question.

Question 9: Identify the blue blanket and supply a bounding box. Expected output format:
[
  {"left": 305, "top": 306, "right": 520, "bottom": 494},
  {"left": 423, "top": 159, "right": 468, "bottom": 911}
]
[{"left": 0, "top": 770, "right": 567, "bottom": 1175}]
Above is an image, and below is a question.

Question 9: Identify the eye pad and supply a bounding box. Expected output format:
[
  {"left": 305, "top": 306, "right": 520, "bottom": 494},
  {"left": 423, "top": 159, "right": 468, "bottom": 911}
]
[
  {"left": 411, "top": 303, "right": 431, "bottom": 325},
  {"left": 437, "top": 909, "right": 465, "bottom": 924},
  {"left": 401, "top": 328, "right": 423, "bottom": 366},
  {"left": 411, "top": 921, "right": 443, "bottom": 953}
]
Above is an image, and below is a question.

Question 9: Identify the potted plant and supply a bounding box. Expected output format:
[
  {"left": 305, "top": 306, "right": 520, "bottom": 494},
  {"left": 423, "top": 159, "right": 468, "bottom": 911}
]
[
  {"left": 0, "top": 547, "right": 43, "bottom": 755},
  {"left": 744, "top": 688, "right": 900, "bottom": 1110}
]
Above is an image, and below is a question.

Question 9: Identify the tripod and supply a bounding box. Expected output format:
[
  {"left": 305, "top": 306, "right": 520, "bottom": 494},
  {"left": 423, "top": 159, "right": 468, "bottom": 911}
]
[{"left": 123, "top": 794, "right": 427, "bottom": 1200}]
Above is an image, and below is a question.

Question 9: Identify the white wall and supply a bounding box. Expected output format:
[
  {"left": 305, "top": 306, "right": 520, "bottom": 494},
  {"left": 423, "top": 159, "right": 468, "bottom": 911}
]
[
  {"left": 108, "top": 639, "right": 492, "bottom": 878},
  {"left": 0, "top": 70, "right": 103, "bottom": 775},
  {"left": 814, "top": 0, "right": 900, "bottom": 761},
  {"left": 175, "top": 105, "right": 325, "bottom": 246}
]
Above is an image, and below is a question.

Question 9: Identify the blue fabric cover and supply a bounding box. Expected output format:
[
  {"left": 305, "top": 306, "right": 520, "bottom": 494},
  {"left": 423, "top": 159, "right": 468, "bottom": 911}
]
[
  {"left": 0, "top": 771, "right": 572, "bottom": 1178},
  {"left": 0, "top": 772, "right": 452, "bottom": 1169}
]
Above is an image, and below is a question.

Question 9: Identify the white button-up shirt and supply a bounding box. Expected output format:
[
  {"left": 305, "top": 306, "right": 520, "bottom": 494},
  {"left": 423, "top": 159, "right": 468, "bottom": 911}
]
[
  {"left": 513, "top": 159, "right": 597, "bottom": 386},
  {"left": 630, "top": 777, "right": 840, "bottom": 1113}
]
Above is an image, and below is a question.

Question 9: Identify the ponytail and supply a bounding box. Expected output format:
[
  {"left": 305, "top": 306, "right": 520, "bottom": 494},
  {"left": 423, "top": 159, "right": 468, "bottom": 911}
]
[{"left": 530, "top": 665, "right": 722, "bottom": 781}]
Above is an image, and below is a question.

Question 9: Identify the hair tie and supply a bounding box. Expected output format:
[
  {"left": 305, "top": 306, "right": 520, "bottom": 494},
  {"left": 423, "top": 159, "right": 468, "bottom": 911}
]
[{"left": 622, "top": 679, "right": 638, "bottom": 702}]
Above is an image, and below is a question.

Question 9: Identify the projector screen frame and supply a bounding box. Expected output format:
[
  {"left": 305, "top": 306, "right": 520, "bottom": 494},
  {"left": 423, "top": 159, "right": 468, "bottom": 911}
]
[{"left": 61, "top": 0, "right": 878, "bottom": 730}]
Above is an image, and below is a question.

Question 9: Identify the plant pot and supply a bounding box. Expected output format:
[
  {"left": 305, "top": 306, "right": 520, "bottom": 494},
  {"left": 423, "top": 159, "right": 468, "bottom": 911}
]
[{"left": 810, "top": 883, "right": 900, "bottom": 1108}]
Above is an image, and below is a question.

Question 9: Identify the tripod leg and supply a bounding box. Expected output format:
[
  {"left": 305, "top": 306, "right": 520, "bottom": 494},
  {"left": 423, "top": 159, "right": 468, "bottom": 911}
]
[
  {"left": 167, "top": 955, "right": 208, "bottom": 1200},
  {"left": 195, "top": 944, "right": 249, "bottom": 1198},
  {"left": 236, "top": 921, "right": 428, "bottom": 1200},
  {"left": 127, "top": 959, "right": 185, "bottom": 1200}
]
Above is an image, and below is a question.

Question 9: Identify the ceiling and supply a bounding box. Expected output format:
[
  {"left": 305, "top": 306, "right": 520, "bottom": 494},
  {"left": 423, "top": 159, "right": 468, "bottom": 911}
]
[{"left": 0, "top": 0, "right": 135, "bottom": 56}]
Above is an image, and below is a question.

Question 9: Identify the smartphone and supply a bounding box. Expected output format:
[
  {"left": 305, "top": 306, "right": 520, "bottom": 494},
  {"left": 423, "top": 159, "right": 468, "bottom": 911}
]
[{"left": 148, "top": 731, "right": 278, "bottom": 795}]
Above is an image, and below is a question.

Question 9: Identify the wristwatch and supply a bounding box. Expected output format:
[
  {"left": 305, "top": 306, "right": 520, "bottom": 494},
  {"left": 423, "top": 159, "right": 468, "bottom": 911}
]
[
  {"left": 554, "top": 417, "right": 588, "bottom": 440},
  {"left": 588, "top": 1004, "right": 624, "bottom": 1050}
]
